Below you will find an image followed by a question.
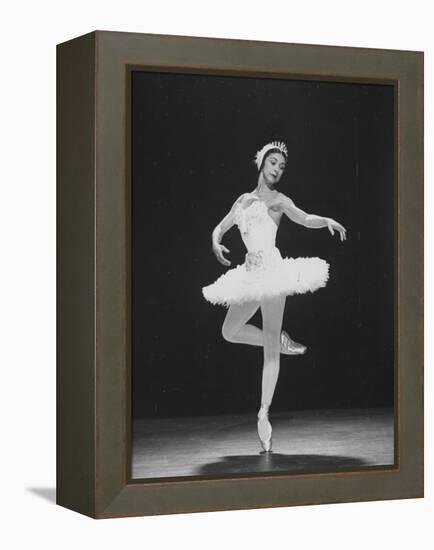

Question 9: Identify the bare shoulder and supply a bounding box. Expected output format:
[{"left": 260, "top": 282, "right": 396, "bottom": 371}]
[
  {"left": 276, "top": 191, "right": 295, "bottom": 208},
  {"left": 232, "top": 192, "right": 251, "bottom": 209}
]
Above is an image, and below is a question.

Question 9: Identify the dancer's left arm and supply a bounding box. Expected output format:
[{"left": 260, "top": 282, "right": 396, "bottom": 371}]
[{"left": 279, "top": 193, "right": 347, "bottom": 241}]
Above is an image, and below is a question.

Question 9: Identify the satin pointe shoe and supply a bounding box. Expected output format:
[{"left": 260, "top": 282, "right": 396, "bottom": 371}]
[
  {"left": 257, "top": 404, "right": 272, "bottom": 452},
  {"left": 280, "top": 330, "right": 307, "bottom": 355}
]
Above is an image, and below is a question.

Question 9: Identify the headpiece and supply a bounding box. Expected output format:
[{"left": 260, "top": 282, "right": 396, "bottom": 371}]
[{"left": 253, "top": 141, "right": 288, "bottom": 171}]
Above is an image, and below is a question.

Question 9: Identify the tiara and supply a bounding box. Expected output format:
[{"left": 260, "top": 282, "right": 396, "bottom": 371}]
[{"left": 253, "top": 141, "right": 288, "bottom": 171}]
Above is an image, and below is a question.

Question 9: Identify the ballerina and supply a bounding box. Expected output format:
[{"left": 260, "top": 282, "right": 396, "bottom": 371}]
[{"left": 202, "top": 141, "right": 347, "bottom": 452}]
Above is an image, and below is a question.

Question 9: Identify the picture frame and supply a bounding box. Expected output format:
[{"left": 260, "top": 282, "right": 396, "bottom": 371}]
[{"left": 57, "top": 30, "right": 423, "bottom": 519}]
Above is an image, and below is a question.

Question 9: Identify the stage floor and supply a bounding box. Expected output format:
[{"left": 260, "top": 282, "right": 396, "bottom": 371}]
[{"left": 131, "top": 407, "right": 394, "bottom": 479}]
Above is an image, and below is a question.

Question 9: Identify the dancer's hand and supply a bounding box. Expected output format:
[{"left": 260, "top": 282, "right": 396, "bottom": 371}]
[
  {"left": 327, "top": 219, "right": 347, "bottom": 241},
  {"left": 213, "top": 243, "right": 231, "bottom": 266}
]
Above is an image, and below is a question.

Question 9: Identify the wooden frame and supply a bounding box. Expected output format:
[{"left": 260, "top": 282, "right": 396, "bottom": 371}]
[{"left": 57, "top": 30, "right": 423, "bottom": 518}]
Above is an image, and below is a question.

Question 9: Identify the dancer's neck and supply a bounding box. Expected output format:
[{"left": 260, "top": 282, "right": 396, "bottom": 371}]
[
  {"left": 255, "top": 174, "right": 277, "bottom": 196},
  {"left": 253, "top": 184, "right": 277, "bottom": 197}
]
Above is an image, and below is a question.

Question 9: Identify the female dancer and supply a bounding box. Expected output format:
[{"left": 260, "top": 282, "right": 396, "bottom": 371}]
[{"left": 202, "top": 141, "right": 347, "bottom": 452}]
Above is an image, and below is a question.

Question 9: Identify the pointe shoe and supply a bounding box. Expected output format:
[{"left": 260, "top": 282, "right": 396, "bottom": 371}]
[
  {"left": 257, "top": 405, "right": 272, "bottom": 452},
  {"left": 281, "top": 330, "right": 307, "bottom": 355}
]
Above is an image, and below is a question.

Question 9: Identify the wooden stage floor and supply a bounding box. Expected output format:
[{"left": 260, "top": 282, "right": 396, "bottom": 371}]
[{"left": 131, "top": 407, "right": 394, "bottom": 480}]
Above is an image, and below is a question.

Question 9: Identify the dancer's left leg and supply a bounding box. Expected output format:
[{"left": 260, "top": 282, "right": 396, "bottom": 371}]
[
  {"left": 257, "top": 295, "right": 286, "bottom": 452},
  {"left": 260, "top": 295, "right": 286, "bottom": 406}
]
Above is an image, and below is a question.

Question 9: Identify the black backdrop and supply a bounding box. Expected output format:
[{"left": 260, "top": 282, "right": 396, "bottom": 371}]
[{"left": 131, "top": 71, "right": 394, "bottom": 419}]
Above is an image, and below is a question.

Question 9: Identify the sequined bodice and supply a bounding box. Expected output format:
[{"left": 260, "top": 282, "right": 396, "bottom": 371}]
[{"left": 234, "top": 199, "right": 278, "bottom": 253}]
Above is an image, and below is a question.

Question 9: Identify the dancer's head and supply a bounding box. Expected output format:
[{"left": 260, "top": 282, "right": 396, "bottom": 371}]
[{"left": 254, "top": 141, "right": 288, "bottom": 185}]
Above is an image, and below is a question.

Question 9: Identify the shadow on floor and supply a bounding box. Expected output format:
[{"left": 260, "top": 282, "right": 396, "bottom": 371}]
[
  {"left": 196, "top": 453, "right": 370, "bottom": 476},
  {"left": 26, "top": 488, "right": 56, "bottom": 504}
]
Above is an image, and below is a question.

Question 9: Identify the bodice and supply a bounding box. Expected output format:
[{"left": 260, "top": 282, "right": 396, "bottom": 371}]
[{"left": 234, "top": 199, "right": 278, "bottom": 253}]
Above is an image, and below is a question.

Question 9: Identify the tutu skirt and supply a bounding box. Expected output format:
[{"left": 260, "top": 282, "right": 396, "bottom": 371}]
[{"left": 202, "top": 246, "right": 329, "bottom": 307}]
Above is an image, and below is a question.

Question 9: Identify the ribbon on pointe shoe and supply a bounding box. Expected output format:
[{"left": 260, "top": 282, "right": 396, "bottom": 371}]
[{"left": 257, "top": 404, "right": 272, "bottom": 453}]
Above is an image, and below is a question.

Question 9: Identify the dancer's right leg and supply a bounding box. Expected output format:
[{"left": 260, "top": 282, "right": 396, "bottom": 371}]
[
  {"left": 221, "top": 300, "right": 306, "bottom": 354},
  {"left": 221, "top": 301, "right": 262, "bottom": 346}
]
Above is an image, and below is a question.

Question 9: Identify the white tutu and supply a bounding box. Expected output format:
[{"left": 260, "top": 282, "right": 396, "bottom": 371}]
[{"left": 202, "top": 198, "right": 330, "bottom": 307}]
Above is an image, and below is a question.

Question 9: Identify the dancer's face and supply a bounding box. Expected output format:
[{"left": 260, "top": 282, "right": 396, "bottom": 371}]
[{"left": 262, "top": 152, "right": 286, "bottom": 185}]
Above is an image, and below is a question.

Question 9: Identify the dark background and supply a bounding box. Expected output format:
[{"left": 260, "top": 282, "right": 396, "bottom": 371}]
[{"left": 131, "top": 70, "right": 394, "bottom": 419}]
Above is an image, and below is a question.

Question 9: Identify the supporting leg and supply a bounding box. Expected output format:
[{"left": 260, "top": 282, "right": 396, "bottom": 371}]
[
  {"left": 257, "top": 295, "right": 286, "bottom": 452},
  {"left": 260, "top": 295, "right": 286, "bottom": 406}
]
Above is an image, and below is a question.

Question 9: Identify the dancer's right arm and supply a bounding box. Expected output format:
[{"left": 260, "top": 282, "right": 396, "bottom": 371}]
[{"left": 212, "top": 193, "right": 247, "bottom": 266}]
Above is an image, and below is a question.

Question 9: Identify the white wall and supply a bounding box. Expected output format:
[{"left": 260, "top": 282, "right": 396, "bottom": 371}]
[{"left": 2, "top": 0, "right": 432, "bottom": 547}]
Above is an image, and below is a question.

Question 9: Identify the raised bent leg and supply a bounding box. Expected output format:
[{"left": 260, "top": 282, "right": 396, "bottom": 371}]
[
  {"left": 221, "top": 298, "right": 305, "bottom": 355},
  {"left": 221, "top": 301, "right": 261, "bottom": 346}
]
